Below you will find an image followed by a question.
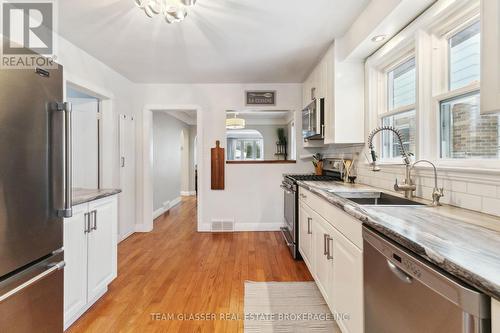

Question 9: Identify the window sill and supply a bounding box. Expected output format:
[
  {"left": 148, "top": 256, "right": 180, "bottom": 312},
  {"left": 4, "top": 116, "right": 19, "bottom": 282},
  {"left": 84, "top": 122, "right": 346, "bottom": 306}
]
[{"left": 226, "top": 160, "right": 297, "bottom": 165}]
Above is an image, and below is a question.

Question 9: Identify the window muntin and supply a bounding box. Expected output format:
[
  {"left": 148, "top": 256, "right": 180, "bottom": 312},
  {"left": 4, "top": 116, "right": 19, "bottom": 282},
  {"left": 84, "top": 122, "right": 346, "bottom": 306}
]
[
  {"left": 381, "top": 110, "right": 416, "bottom": 159},
  {"left": 387, "top": 57, "right": 416, "bottom": 110},
  {"left": 448, "top": 21, "right": 480, "bottom": 90},
  {"left": 440, "top": 92, "right": 500, "bottom": 159}
]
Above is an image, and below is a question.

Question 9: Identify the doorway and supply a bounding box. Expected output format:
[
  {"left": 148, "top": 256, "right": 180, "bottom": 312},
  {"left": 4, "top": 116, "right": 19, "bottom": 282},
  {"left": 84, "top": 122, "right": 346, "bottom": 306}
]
[{"left": 151, "top": 110, "right": 198, "bottom": 220}]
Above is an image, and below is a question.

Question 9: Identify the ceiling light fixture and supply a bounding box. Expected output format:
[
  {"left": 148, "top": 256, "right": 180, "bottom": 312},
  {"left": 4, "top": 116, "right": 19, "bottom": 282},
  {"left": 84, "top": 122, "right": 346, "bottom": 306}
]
[
  {"left": 371, "top": 35, "right": 387, "bottom": 43},
  {"left": 226, "top": 114, "right": 246, "bottom": 130},
  {"left": 134, "top": 0, "right": 196, "bottom": 24}
]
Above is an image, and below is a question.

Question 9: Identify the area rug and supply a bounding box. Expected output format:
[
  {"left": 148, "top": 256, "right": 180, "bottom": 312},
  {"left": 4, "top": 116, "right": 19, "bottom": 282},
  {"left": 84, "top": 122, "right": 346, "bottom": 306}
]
[{"left": 244, "top": 281, "right": 341, "bottom": 333}]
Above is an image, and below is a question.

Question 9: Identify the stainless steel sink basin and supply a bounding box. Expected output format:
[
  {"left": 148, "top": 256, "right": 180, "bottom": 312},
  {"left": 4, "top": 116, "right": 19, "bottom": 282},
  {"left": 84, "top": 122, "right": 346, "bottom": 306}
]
[{"left": 328, "top": 191, "right": 426, "bottom": 206}]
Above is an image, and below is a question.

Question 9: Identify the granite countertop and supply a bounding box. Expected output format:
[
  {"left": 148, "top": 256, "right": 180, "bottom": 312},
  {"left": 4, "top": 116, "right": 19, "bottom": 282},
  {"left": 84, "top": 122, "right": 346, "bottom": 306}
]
[
  {"left": 297, "top": 180, "right": 500, "bottom": 301},
  {"left": 72, "top": 188, "right": 122, "bottom": 206}
]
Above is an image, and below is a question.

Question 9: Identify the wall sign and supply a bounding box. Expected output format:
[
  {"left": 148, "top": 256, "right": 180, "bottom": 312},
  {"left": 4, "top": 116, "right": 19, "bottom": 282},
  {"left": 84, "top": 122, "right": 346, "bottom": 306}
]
[{"left": 246, "top": 91, "right": 276, "bottom": 106}]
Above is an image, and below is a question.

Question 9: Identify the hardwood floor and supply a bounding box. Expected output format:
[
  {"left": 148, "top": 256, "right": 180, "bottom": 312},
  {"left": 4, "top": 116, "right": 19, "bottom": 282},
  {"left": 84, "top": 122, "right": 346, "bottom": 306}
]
[{"left": 68, "top": 197, "right": 313, "bottom": 333}]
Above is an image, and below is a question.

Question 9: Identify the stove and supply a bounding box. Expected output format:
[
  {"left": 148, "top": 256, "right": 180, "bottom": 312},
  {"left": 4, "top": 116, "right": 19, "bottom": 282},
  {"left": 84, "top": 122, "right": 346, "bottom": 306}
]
[
  {"left": 280, "top": 158, "right": 353, "bottom": 260},
  {"left": 285, "top": 174, "right": 339, "bottom": 182}
]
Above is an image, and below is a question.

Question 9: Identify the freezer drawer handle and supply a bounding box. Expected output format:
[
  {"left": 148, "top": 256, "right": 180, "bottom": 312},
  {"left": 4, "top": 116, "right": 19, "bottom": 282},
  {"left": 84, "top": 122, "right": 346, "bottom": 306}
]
[
  {"left": 0, "top": 261, "right": 65, "bottom": 303},
  {"left": 55, "top": 102, "right": 73, "bottom": 218},
  {"left": 387, "top": 260, "right": 412, "bottom": 284}
]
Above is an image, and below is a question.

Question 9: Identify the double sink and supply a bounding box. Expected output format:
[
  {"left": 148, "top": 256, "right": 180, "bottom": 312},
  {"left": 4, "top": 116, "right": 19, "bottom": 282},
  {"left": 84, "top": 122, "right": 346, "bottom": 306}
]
[{"left": 327, "top": 190, "right": 426, "bottom": 207}]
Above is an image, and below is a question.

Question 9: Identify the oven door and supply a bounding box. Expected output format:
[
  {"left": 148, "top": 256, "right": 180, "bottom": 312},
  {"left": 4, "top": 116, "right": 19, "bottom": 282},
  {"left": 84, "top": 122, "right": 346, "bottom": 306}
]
[{"left": 281, "top": 183, "right": 298, "bottom": 258}]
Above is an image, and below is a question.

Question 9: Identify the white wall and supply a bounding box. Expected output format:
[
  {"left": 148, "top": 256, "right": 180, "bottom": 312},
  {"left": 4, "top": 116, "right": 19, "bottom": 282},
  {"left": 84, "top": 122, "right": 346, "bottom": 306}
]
[
  {"left": 136, "top": 84, "right": 312, "bottom": 232},
  {"left": 152, "top": 112, "right": 190, "bottom": 211},
  {"left": 56, "top": 36, "right": 137, "bottom": 236}
]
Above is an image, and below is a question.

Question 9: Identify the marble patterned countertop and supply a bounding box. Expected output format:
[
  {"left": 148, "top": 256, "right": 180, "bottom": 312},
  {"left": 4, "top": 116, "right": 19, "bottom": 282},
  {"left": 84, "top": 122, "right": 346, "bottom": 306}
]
[
  {"left": 297, "top": 180, "right": 500, "bottom": 301},
  {"left": 72, "top": 188, "right": 122, "bottom": 206}
]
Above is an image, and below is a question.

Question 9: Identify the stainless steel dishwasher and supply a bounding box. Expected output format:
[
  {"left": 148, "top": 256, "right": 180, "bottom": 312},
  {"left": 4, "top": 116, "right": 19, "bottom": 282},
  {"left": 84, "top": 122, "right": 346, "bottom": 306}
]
[{"left": 363, "top": 226, "right": 491, "bottom": 333}]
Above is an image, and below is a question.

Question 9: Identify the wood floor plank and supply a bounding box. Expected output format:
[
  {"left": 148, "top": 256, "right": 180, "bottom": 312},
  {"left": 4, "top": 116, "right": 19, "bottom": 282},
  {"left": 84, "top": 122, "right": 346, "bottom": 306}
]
[{"left": 68, "top": 197, "right": 313, "bottom": 333}]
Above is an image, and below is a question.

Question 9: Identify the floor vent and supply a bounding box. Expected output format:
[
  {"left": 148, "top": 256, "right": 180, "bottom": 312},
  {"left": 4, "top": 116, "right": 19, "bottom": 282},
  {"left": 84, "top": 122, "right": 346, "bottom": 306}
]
[{"left": 211, "top": 220, "right": 234, "bottom": 232}]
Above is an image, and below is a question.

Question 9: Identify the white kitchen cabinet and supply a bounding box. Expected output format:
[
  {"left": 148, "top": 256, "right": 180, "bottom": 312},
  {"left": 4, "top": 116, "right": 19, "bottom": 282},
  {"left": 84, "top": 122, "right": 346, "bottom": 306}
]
[
  {"left": 64, "top": 195, "right": 118, "bottom": 330},
  {"left": 87, "top": 197, "right": 118, "bottom": 301},
  {"left": 302, "top": 43, "right": 365, "bottom": 145},
  {"left": 63, "top": 203, "right": 88, "bottom": 327},
  {"left": 480, "top": 0, "right": 500, "bottom": 114},
  {"left": 298, "top": 187, "right": 364, "bottom": 333},
  {"left": 331, "top": 227, "right": 363, "bottom": 333},
  {"left": 493, "top": 298, "right": 500, "bottom": 333},
  {"left": 312, "top": 212, "right": 335, "bottom": 308},
  {"left": 298, "top": 202, "right": 314, "bottom": 269}
]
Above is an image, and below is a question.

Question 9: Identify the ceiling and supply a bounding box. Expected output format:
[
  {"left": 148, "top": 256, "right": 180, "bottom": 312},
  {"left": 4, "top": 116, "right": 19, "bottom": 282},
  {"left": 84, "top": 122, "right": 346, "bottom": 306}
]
[{"left": 57, "top": 0, "right": 369, "bottom": 84}]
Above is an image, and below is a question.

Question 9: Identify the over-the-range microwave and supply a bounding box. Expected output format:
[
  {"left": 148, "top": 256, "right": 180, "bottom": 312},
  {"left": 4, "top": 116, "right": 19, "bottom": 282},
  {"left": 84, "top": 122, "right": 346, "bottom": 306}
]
[{"left": 302, "top": 98, "right": 325, "bottom": 140}]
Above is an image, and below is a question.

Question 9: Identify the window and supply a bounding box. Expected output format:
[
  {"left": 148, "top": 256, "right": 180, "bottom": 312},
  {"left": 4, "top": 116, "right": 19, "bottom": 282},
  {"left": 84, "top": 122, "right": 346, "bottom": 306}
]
[
  {"left": 226, "top": 130, "right": 264, "bottom": 161},
  {"left": 388, "top": 57, "right": 416, "bottom": 110},
  {"left": 440, "top": 92, "right": 500, "bottom": 159},
  {"left": 449, "top": 21, "right": 480, "bottom": 90},
  {"left": 381, "top": 57, "right": 417, "bottom": 159}
]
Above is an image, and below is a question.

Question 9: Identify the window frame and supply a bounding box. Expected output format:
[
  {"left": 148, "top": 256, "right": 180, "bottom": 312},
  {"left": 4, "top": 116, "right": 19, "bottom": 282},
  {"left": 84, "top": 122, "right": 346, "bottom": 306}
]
[
  {"left": 375, "top": 47, "right": 417, "bottom": 163},
  {"left": 367, "top": 0, "right": 500, "bottom": 170}
]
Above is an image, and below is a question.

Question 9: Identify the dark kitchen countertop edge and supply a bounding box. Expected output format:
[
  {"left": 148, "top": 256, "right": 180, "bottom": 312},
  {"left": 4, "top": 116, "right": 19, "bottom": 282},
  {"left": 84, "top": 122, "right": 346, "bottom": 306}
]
[
  {"left": 297, "top": 180, "right": 500, "bottom": 302},
  {"left": 72, "top": 188, "right": 122, "bottom": 206}
]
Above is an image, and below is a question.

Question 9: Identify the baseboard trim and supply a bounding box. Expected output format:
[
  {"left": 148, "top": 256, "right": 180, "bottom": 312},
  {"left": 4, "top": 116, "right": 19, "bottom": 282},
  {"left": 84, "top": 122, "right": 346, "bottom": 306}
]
[
  {"left": 153, "top": 196, "right": 182, "bottom": 220},
  {"left": 198, "top": 222, "right": 284, "bottom": 232},
  {"left": 134, "top": 223, "right": 153, "bottom": 232},
  {"left": 118, "top": 230, "right": 134, "bottom": 243},
  {"left": 181, "top": 191, "right": 196, "bottom": 196}
]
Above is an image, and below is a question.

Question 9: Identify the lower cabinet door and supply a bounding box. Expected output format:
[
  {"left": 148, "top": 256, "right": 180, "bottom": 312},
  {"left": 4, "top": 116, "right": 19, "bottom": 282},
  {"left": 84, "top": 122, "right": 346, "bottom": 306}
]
[
  {"left": 312, "top": 214, "right": 334, "bottom": 306},
  {"left": 87, "top": 197, "right": 117, "bottom": 301},
  {"left": 299, "top": 203, "right": 313, "bottom": 267},
  {"left": 332, "top": 228, "right": 363, "bottom": 333},
  {"left": 63, "top": 203, "right": 88, "bottom": 328},
  {"left": 493, "top": 299, "right": 500, "bottom": 333}
]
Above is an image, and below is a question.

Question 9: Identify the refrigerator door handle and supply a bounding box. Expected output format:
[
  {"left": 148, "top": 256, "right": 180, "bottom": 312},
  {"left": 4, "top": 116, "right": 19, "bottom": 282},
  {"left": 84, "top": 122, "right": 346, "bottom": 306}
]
[
  {"left": 56, "top": 102, "right": 73, "bottom": 218},
  {"left": 0, "top": 261, "right": 65, "bottom": 303}
]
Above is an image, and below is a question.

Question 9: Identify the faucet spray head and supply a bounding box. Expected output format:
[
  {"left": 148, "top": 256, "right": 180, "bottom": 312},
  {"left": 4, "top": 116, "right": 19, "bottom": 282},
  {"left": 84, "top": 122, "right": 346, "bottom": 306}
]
[{"left": 370, "top": 149, "right": 381, "bottom": 172}]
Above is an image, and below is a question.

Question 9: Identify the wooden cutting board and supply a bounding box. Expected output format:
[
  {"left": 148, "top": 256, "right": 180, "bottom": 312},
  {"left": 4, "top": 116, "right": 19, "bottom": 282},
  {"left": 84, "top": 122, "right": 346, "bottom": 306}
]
[{"left": 211, "top": 140, "right": 225, "bottom": 190}]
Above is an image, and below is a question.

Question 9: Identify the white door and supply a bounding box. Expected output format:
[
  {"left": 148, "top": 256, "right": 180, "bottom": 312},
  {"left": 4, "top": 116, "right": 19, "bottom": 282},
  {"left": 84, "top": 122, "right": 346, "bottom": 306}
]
[
  {"left": 119, "top": 114, "right": 136, "bottom": 241},
  {"left": 332, "top": 228, "right": 363, "bottom": 333},
  {"left": 70, "top": 97, "right": 99, "bottom": 189},
  {"left": 63, "top": 203, "right": 88, "bottom": 328},
  {"left": 87, "top": 197, "right": 117, "bottom": 301}
]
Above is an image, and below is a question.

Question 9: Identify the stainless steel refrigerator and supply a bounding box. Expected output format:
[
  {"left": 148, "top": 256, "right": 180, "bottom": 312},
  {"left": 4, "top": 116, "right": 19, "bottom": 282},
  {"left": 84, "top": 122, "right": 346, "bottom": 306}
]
[{"left": 0, "top": 64, "right": 71, "bottom": 332}]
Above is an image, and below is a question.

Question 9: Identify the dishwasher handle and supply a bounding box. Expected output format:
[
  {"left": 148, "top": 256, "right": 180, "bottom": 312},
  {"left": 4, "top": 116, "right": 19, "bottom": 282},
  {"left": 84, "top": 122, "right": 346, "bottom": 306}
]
[{"left": 387, "top": 260, "right": 412, "bottom": 284}]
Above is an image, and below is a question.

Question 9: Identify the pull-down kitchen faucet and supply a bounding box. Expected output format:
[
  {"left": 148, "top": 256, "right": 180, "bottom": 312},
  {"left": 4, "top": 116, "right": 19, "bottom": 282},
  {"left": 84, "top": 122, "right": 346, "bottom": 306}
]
[
  {"left": 367, "top": 126, "right": 444, "bottom": 205},
  {"left": 367, "top": 126, "right": 415, "bottom": 199}
]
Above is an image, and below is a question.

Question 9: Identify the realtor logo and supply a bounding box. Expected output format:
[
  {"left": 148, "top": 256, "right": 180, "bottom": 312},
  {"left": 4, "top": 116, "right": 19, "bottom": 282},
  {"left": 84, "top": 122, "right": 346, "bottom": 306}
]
[{"left": 1, "top": 0, "right": 57, "bottom": 69}]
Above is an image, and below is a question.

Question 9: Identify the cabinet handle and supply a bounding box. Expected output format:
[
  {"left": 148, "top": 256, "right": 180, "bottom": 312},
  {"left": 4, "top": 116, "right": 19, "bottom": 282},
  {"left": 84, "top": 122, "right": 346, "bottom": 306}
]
[
  {"left": 323, "top": 234, "right": 329, "bottom": 255},
  {"left": 307, "top": 217, "right": 312, "bottom": 234},
  {"left": 84, "top": 212, "right": 90, "bottom": 234},
  {"left": 91, "top": 210, "right": 97, "bottom": 231},
  {"left": 327, "top": 236, "right": 334, "bottom": 260}
]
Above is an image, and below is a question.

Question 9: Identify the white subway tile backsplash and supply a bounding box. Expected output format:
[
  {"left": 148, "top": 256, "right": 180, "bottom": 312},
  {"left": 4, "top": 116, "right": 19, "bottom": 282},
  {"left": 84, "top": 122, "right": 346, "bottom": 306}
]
[
  {"left": 448, "top": 192, "right": 482, "bottom": 211},
  {"left": 482, "top": 197, "right": 500, "bottom": 216},
  {"left": 467, "top": 183, "right": 498, "bottom": 198}
]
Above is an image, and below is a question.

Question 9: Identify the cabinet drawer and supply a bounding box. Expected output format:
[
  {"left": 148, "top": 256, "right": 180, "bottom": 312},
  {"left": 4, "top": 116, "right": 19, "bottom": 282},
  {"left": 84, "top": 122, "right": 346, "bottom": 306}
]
[{"left": 299, "top": 187, "right": 362, "bottom": 249}]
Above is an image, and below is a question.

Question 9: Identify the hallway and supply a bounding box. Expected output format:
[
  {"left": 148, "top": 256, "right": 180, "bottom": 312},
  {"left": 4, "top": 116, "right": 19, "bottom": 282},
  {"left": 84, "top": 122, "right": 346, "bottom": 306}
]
[{"left": 68, "top": 197, "right": 313, "bottom": 332}]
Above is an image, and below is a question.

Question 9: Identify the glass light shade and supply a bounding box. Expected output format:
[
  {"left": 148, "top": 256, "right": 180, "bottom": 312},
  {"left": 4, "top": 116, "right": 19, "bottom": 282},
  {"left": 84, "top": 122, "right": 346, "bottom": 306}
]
[{"left": 226, "top": 117, "right": 246, "bottom": 130}]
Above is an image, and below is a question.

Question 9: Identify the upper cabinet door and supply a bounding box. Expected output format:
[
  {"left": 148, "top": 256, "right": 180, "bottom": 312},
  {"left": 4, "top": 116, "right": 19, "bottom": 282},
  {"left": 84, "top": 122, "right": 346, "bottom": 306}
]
[
  {"left": 480, "top": 0, "right": 500, "bottom": 114},
  {"left": 87, "top": 197, "right": 117, "bottom": 301}
]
